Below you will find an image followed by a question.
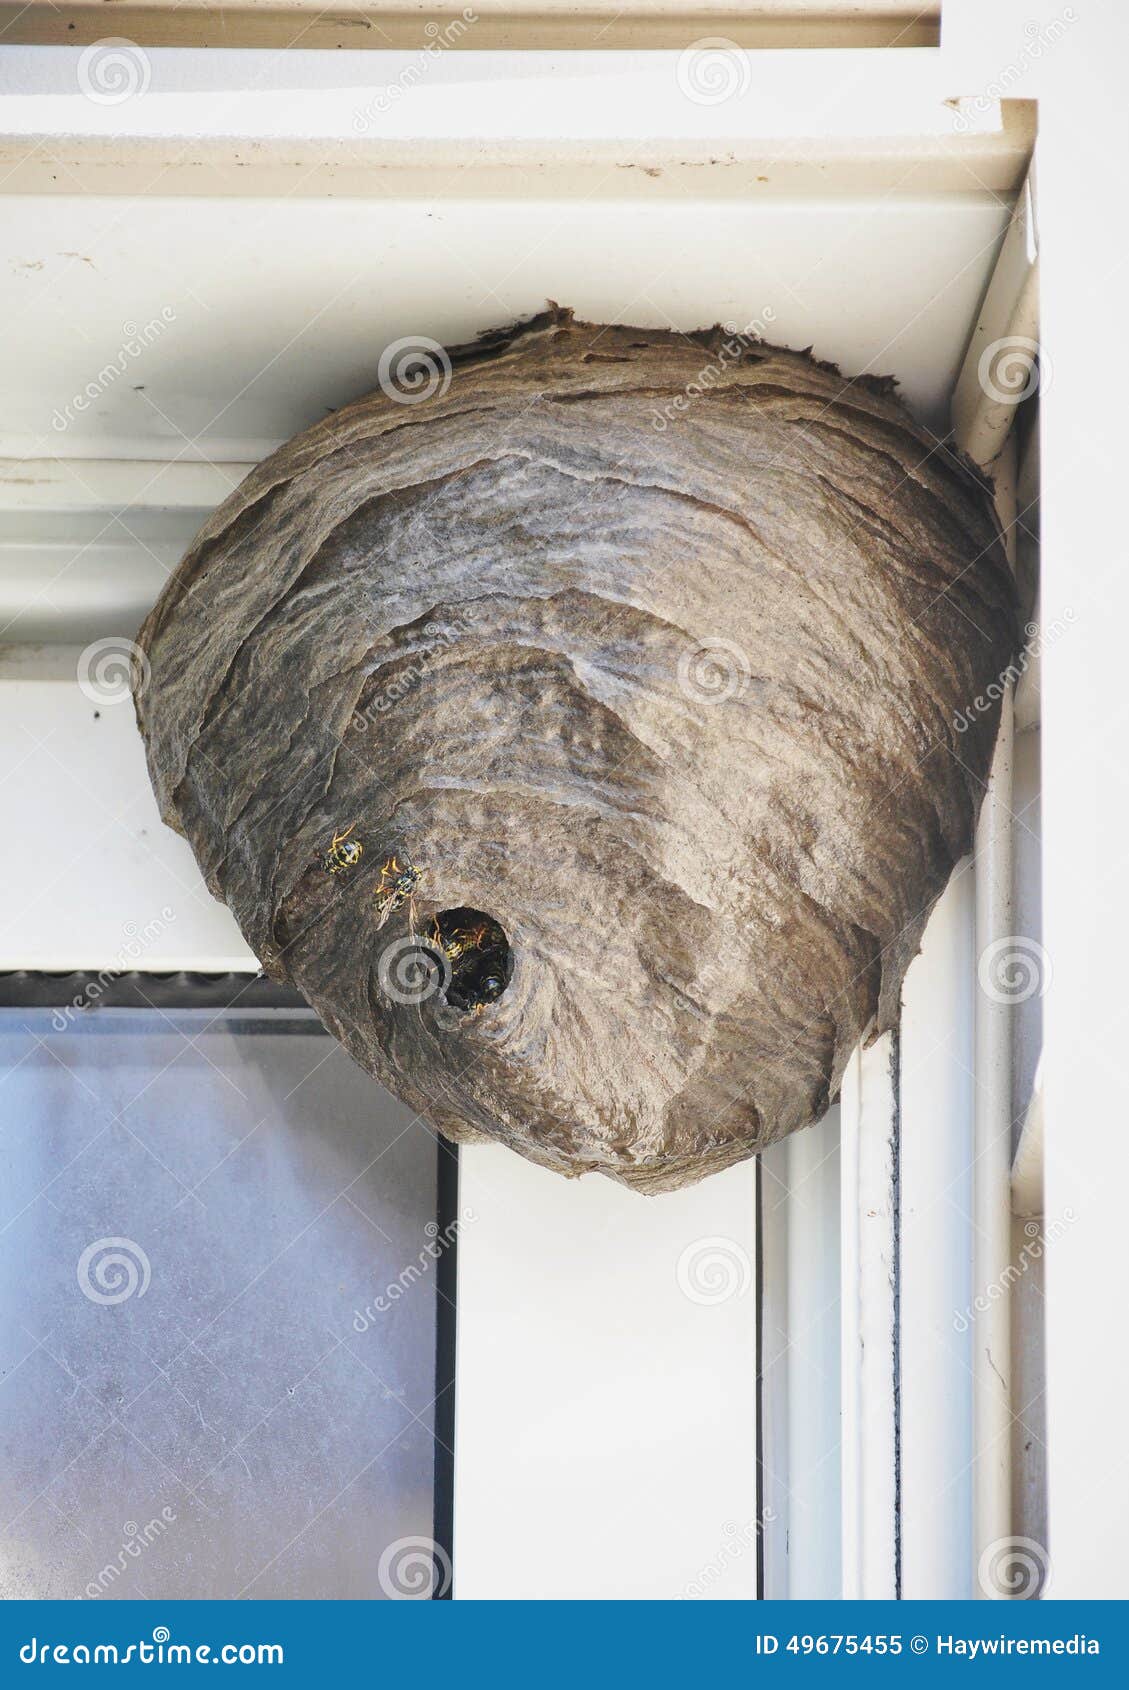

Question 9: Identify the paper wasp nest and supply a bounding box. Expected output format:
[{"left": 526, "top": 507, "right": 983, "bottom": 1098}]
[{"left": 135, "top": 308, "right": 1016, "bottom": 1193}]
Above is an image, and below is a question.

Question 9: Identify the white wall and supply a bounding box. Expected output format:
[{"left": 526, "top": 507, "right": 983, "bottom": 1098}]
[
  {"left": 455, "top": 1147, "right": 758, "bottom": 1600},
  {"left": 1038, "top": 7, "right": 1129, "bottom": 1601},
  {"left": 0, "top": 654, "right": 253, "bottom": 970}
]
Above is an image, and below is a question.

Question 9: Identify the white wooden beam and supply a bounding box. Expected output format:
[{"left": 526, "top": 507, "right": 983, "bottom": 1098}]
[
  {"left": 899, "top": 867, "right": 977, "bottom": 1598},
  {"left": 1011, "top": 1058, "right": 1044, "bottom": 1219},
  {"left": 839, "top": 1033, "right": 899, "bottom": 1599},
  {"left": 0, "top": 1, "right": 940, "bottom": 53},
  {"left": 951, "top": 173, "right": 1040, "bottom": 469},
  {"left": 970, "top": 686, "right": 1016, "bottom": 1587},
  {"left": 951, "top": 159, "right": 1034, "bottom": 1591},
  {"left": 0, "top": 457, "right": 250, "bottom": 514},
  {"left": 0, "top": 460, "right": 248, "bottom": 650}
]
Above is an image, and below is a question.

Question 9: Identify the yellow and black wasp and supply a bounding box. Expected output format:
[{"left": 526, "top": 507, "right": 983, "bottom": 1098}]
[
  {"left": 430, "top": 916, "right": 491, "bottom": 962},
  {"left": 322, "top": 823, "right": 363, "bottom": 875},
  {"left": 374, "top": 854, "right": 425, "bottom": 929},
  {"left": 430, "top": 910, "right": 510, "bottom": 1014}
]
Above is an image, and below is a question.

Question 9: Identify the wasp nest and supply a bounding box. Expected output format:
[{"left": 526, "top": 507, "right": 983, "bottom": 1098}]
[{"left": 135, "top": 307, "right": 1016, "bottom": 1193}]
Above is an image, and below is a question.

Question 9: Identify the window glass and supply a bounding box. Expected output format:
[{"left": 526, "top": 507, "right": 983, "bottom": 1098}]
[{"left": 0, "top": 1005, "right": 450, "bottom": 1600}]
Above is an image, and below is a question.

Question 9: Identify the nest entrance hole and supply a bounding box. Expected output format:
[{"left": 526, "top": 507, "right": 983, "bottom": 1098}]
[{"left": 431, "top": 908, "right": 512, "bottom": 1013}]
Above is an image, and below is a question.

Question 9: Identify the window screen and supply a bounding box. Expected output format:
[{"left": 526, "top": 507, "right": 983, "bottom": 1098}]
[{"left": 0, "top": 996, "right": 454, "bottom": 1599}]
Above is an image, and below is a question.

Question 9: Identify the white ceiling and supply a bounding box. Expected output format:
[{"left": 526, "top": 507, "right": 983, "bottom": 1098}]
[{"left": 2, "top": 187, "right": 1012, "bottom": 464}]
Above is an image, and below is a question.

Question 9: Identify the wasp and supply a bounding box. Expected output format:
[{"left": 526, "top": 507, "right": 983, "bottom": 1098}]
[
  {"left": 374, "top": 854, "right": 424, "bottom": 929},
  {"left": 322, "top": 823, "right": 363, "bottom": 875},
  {"left": 431, "top": 912, "right": 510, "bottom": 1013},
  {"left": 431, "top": 917, "right": 492, "bottom": 962},
  {"left": 464, "top": 970, "right": 507, "bottom": 1017}
]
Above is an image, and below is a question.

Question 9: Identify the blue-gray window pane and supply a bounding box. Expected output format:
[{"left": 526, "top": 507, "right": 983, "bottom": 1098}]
[{"left": 0, "top": 1007, "right": 444, "bottom": 1599}]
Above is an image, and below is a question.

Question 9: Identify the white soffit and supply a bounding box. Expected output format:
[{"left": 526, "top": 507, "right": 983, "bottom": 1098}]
[{"left": 0, "top": 54, "right": 1031, "bottom": 466}]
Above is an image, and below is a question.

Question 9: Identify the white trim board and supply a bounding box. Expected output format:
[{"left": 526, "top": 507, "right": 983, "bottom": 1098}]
[
  {"left": 0, "top": 5, "right": 942, "bottom": 54},
  {"left": 839, "top": 1034, "right": 900, "bottom": 1599}
]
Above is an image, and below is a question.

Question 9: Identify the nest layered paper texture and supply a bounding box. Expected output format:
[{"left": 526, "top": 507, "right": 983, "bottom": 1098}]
[{"left": 136, "top": 310, "right": 1016, "bottom": 1192}]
